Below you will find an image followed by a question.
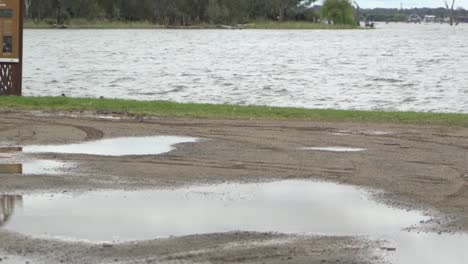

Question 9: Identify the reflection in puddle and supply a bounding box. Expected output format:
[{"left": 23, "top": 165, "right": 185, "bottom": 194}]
[
  {"left": 0, "top": 195, "right": 22, "bottom": 227},
  {"left": 0, "top": 147, "right": 23, "bottom": 153},
  {"left": 1, "top": 180, "right": 467, "bottom": 264},
  {"left": 302, "top": 147, "right": 366, "bottom": 152},
  {"left": 0, "top": 147, "right": 71, "bottom": 175},
  {"left": 23, "top": 136, "right": 198, "bottom": 156},
  {"left": 0, "top": 160, "right": 70, "bottom": 175},
  {"left": 0, "top": 147, "right": 22, "bottom": 159},
  {"left": 0, "top": 164, "right": 22, "bottom": 174},
  {"left": 3, "top": 180, "right": 426, "bottom": 242}
]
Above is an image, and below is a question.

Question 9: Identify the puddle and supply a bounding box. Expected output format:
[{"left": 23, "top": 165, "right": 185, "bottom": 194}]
[
  {"left": 382, "top": 232, "right": 468, "bottom": 264},
  {"left": 365, "top": 131, "right": 393, "bottom": 136},
  {"left": 0, "top": 147, "right": 71, "bottom": 175},
  {"left": 302, "top": 147, "right": 366, "bottom": 152},
  {"left": 332, "top": 130, "right": 393, "bottom": 136},
  {"left": 1, "top": 180, "right": 467, "bottom": 263},
  {"left": 0, "top": 147, "right": 22, "bottom": 159},
  {"left": 1, "top": 180, "right": 425, "bottom": 241},
  {"left": 0, "top": 254, "right": 36, "bottom": 264},
  {"left": 92, "top": 115, "right": 122, "bottom": 120},
  {"left": 23, "top": 136, "right": 198, "bottom": 156},
  {"left": 0, "top": 160, "right": 70, "bottom": 175}
]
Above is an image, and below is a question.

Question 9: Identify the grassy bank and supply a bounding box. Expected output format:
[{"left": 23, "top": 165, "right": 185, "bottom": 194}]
[
  {"left": 0, "top": 96, "right": 467, "bottom": 126},
  {"left": 24, "top": 19, "right": 357, "bottom": 30}
]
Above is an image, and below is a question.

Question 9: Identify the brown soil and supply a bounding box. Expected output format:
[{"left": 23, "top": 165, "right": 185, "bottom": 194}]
[{"left": 1, "top": 110, "right": 468, "bottom": 263}]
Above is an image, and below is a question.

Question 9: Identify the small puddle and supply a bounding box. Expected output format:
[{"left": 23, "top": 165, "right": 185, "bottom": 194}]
[
  {"left": 23, "top": 136, "right": 198, "bottom": 156},
  {"left": 366, "top": 131, "right": 393, "bottom": 136},
  {"left": 0, "top": 160, "right": 70, "bottom": 175},
  {"left": 1, "top": 180, "right": 467, "bottom": 263},
  {"left": 332, "top": 130, "right": 393, "bottom": 136},
  {"left": 302, "top": 147, "right": 366, "bottom": 152}
]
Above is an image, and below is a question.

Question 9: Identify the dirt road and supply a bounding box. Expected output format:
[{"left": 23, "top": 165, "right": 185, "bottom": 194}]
[{"left": 1, "top": 110, "right": 468, "bottom": 263}]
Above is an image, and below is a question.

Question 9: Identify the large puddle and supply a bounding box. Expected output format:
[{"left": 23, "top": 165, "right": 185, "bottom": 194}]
[
  {"left": 23, "top": 136, "right": 199, "bottom": 156},
  {"left": 1, "top": 180, "right": 467, "bottom": 263},
  {"left": 1, "top": 180, "right": 425, "bottom": 241}
]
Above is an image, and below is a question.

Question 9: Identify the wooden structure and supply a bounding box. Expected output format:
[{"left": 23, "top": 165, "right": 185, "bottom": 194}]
[
  {"left": 0, "top": 0, "right": 23, "bottom": 96},
  {"left": 0, "top": 164, "right": 22, "bottom": 174}
]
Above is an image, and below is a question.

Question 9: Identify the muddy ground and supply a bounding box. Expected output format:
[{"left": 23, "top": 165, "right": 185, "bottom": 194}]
[{"left": 1, "top": 110, "right": 468, "bottom": 264}]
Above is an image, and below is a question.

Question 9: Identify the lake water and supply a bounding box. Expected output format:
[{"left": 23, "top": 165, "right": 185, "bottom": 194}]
[{"left": 23, "top": 23, "right": 468, "bottom": 113}]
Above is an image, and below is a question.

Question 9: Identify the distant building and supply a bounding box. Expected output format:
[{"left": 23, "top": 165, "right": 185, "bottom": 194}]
[
  {"left": 408, "top": 14, "right": 421, "bottom": 23},
  {"left": 423, "top": 15, "right": 437, "bottom": 23}
]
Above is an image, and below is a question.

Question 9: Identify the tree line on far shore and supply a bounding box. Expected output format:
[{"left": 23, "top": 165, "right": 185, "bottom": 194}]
[
  {"left": 25, "top": 0, "right": 467, "bottom": 26},
  {"left": 362, "top": 7, "right": 468, "bottom": 22},
  {"left": 27, "top": 0, "right": 321, "bottom": 25}
]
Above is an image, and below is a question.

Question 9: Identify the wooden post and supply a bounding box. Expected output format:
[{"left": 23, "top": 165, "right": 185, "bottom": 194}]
[{"left": 0, "top": 0, "right": 23, "bottom": 96}]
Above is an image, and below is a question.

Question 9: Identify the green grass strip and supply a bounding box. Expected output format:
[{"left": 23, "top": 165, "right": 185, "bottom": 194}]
[{"left": 1, "top": 96, "right": 467, "bottom": 126}]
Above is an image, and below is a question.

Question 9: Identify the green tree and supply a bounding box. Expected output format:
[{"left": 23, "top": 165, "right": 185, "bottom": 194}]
[
  {"left": 26, "top": 0, "right": 326, "bottom": 25},
  {"left": 205, "top": 0, "right": 229, "bottom": 24},
  {"left": 321, "top": 0, "right": 355, "bottom": 25}
]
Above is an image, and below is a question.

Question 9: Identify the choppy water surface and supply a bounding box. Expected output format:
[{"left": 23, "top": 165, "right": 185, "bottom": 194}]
[{"left": 24, "top": 23, "right": 468, "bottom": 113}]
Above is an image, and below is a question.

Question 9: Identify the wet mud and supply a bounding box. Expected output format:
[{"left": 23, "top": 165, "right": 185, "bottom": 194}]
[{"left": 1, "top": 110, "right": 468, "bottom": 263}]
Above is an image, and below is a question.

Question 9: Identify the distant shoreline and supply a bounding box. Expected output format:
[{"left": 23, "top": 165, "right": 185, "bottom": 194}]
[{"left": 24, "top": 20, "right": 359, "bottom": 30}]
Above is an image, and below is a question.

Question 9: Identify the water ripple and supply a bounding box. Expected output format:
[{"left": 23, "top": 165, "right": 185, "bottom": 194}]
[{"left": 23, "top": 23, "right": 468, "bottom": 113}]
